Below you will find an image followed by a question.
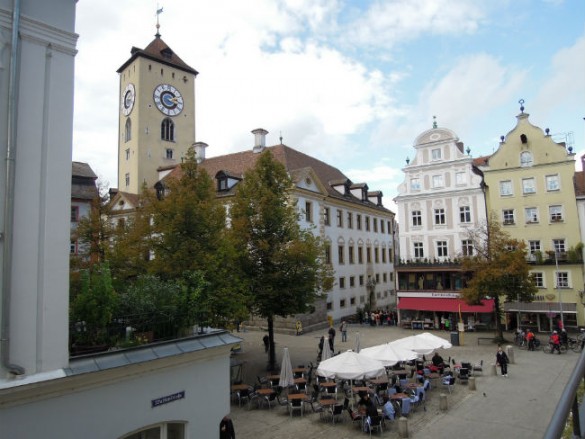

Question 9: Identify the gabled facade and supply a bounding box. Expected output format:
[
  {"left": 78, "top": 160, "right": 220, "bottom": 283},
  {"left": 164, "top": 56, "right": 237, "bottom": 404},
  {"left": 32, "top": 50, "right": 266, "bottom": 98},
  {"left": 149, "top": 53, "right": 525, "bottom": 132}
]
[
  {"left": 394, "top": 124, "right": 493, "bottom": 330},
  {"left": 479, "top": 107, "right": 585, "bottom": 330},
  {"left": 158, "top": 129, "right": 397, "bottom": 330}
]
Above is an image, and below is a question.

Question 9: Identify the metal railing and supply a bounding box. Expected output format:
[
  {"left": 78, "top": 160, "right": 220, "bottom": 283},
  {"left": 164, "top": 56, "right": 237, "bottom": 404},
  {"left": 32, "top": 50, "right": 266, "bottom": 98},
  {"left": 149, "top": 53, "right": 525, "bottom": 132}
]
[{"left": 544, "top": 348, "right": 585, "bottom": 438}]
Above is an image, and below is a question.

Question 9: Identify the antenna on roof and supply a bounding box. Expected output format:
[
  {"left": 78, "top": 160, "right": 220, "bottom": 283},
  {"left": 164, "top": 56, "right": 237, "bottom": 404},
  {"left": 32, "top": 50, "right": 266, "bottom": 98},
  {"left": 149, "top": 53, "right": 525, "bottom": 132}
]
[{"left": 155, "top": 5, "right": 164, "bottom": 37}]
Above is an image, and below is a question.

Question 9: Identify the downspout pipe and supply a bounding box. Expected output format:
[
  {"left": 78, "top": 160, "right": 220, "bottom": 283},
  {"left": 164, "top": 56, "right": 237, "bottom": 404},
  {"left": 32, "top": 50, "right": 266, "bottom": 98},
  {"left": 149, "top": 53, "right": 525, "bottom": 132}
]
[{"left": 1, "top": 0, "right": 25, "bottom": 375}]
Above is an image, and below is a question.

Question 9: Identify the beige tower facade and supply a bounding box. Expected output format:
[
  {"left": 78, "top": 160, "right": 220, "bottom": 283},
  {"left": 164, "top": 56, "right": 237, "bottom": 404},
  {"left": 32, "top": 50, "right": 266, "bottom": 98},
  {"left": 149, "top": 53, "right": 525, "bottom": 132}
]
[{"left": 117, "top": 34, "right": 198, "bottom": 194}]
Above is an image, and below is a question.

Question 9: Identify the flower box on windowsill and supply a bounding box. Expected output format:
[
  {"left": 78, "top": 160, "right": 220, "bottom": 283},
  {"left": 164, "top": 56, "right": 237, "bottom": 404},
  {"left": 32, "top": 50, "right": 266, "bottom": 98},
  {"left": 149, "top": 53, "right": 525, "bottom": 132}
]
[
  {"left": 503, "top": 220, "right": 515, "bottom": 225},
  {"left": 551, "top": 218, "right": 563, "bottom": 223}
]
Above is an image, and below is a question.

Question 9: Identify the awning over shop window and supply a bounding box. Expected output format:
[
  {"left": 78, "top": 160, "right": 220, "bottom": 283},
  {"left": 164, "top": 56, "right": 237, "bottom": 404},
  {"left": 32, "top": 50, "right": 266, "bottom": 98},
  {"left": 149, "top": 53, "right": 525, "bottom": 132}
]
[
  {"left": 397, "top": 297, "right": 495, "bottom": 313},
  {"left": 504, "top": 301, "right": 577, "bottom": 314}
]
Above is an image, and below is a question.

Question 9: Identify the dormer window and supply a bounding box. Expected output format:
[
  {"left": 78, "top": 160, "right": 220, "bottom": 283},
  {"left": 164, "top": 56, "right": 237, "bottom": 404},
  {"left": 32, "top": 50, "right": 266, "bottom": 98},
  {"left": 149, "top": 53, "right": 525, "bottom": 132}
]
[
  {"left": 161, "top": 48, "right": 173, "bottom": 59},
  {"left": 218, "top": 178, "right": 228, "bottom": 191}
]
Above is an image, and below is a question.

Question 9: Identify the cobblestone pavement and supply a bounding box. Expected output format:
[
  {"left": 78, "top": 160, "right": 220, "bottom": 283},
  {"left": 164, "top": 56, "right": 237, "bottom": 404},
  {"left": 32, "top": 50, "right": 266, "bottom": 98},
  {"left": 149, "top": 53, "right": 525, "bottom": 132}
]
[{"left": 228, "top": 324, "right": 577, "bottom": 438}]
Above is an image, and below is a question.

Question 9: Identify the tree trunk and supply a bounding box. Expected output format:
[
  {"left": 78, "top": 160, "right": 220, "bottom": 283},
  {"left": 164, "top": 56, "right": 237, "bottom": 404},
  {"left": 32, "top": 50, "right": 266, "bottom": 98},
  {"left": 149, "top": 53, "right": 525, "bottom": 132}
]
[
  {"left": 494, "top": 295, "right": 505, "bottom": 343},
  {"left": 267, "top": 316, "right": 276, "bottom": 371}
]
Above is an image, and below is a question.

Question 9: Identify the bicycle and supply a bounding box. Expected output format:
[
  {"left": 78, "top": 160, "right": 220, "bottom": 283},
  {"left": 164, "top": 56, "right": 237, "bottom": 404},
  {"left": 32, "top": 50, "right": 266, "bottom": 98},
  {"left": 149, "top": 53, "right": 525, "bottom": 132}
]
[
  {"left": 543, "top": 343, "right": 567, "bottom": 354},
  {"left": 572, "top": 340, "right": 584, "bottom": 353}
]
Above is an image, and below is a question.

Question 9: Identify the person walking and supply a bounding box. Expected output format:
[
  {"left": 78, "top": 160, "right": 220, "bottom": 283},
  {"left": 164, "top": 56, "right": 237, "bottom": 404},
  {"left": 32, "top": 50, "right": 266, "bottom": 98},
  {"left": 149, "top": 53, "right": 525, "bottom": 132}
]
[
  {"left": 328, "top": 326, "right": 336, "bottom": 352},
  {"left": 496, "top": 345, "right": 509, "bottom": 377},
  {"left": 340, "top": 320, "right": 347, "bottom": 342}
]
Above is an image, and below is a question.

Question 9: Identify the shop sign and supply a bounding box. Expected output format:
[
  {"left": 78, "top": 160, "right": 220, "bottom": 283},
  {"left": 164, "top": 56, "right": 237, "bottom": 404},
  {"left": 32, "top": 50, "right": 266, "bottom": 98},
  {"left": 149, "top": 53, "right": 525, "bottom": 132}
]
[{"left": 398, "top": 291, "right": 460, "bottom": 299}]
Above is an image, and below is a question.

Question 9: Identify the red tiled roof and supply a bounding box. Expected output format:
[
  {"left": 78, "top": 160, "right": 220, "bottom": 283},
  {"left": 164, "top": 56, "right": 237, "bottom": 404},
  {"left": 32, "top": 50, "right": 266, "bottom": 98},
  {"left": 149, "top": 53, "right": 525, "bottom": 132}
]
[
  {"left": 162, "top": 144, "right": 392, "bottom": 212},
  {"left": 117, "top": 36, "right": 198, "bottom": 75}
]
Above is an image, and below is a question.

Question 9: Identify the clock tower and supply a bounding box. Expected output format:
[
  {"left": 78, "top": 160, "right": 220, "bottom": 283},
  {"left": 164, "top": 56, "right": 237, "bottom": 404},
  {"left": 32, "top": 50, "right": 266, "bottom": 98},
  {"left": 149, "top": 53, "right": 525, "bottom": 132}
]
[{"left": 116, "top": 31, "right": 198, "bottom": 194}]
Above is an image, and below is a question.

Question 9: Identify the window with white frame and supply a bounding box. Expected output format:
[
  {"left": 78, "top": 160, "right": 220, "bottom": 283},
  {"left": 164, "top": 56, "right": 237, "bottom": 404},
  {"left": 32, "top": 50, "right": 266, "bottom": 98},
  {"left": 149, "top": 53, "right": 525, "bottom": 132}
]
[
  {"left": 358, "top": 247, "right": 363, "bottom": 264},
  {"left": 459, "top": 206, "right": 471, "bottom": 223},
  {"left": 503, "top": 209, "right": 515, "bottom": 224},
  {"left": 414, "top": 242, "right": 424, "bottom": 258},
  {"left": 412, "top": 210, "right": 422, "bottom": 226},
  {"left": 373, "top": 218, "right": 378, "bottom": 233},
  {"left": 522, "top": 178, "right": 536, "bottom": 194},
  {"left": 338, "top": 245, "right": 344, "bottom": 264},
  {"left": 365, "top": 216, "right": 370, "bottom": 231},
  {"left": 432, "top": 175, "right": 443, "bottom": 188},
  {"left": 553, "top": 239, "right": 566, "bottom": 255},
  {"left": 410, "top": 178, "right": 421, "bottom": 191},
  {"left": 500, "top": 180, "right": 513, "bottom": 196},
  {"left": 125, "top": 173, "right": 130, "bottom": 187},
  {"left": 549, "top": 205, "right": 563, "bottom": 222},
  {"left": 532, "top": 272, "right": 544, "bottom": 288},
  {"left": 348, "top": 245, "right": 354, "bottom": 264},
  {"left": 436, "top": 241, "right": 448, "bottom": 257},
  {"left": 556, "top": 272, "right": 569, "bottom": 288},
  {"left": 336, "top": 209, "right": 343, "bottom": 227},
  {"left": 456, "top": 172, "right": 466, "bottom": 185},
  {"left": 121, "top": 422, "right": 185, "bottom": 439},
  {"left": 525, "top": 207, "right": 538, "bottom": 223},
  {"left": 431, "top": 148, "right": 442, "bottom": 160},
  {"left": 546, "top": 174, "right": 560, "bottom": 191},
  {"left": 347, "top": 212, "right": 353, "bottom": 229},
  {"left": 529, "top": 240, "right": 541, "bottom": 254},
  {"left": 356, "top": 214, "right": 362, "bottom": 230},
  {"left": 520, "top": 151, "right": 533, "bottom": 167},
  {"left": 339, "top": 277, "right": 345, "bottom": 288},
  {"left": 380, "top": 220, "right": 385, "bottom": 234},
  {"left": 305, "top": 201, "right": 312, "bottom": 222},
  {"left": 462, "top": 239, "right": 473, "bottom": 256},
  {"left": 324, "top": 207, "right": 330, "bottom": 226},
  {"left": 434, "top": 208, "right": 446, "bottom": 225}
]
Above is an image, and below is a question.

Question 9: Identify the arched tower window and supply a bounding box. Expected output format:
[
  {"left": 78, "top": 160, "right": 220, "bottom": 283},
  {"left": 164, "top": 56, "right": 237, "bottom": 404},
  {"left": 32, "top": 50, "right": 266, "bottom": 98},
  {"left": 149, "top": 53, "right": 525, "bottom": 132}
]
[
  {"left": 161, "top": 118, "right": 175, "bottom": 142},
  {"left": 124, "top": 118, "right": 132, "bottom": 142},
  {"left": 520, "top": 151, "right": 533, "bottom": 167}
]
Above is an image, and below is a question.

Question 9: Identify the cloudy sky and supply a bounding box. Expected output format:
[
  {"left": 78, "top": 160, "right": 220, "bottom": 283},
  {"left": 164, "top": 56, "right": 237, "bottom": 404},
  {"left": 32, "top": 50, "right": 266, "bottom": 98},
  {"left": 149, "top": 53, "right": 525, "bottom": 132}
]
[{"left": 73, "top": 0, "right": 585, "bottom": 212}]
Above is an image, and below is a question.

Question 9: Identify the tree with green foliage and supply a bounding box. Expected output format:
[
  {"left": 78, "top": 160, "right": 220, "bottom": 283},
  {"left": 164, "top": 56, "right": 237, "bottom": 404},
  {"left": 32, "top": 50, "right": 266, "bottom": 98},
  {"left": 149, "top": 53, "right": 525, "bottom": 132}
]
[
  {"left": 460, "top": 212, "right": 537, "bottom": 341},
  {"left": 148, "top": 147, "right": 248, "bottom": 328},
  {"left": 70, "top": 262, "right": 119, "bottom": 347},
  {"left": 229, "top": 150, "right": 334, "bottom": 371}
]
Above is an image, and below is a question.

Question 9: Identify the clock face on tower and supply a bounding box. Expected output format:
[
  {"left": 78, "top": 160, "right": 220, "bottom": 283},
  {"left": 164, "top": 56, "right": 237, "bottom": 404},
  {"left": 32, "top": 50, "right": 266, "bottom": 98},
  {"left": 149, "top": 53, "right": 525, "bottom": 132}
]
[
  {"left": 153, "top": 84, "right": 184, "bottom": 116},
  {"left": 121, "top": 83, "right": 135, "bottom": 116}
]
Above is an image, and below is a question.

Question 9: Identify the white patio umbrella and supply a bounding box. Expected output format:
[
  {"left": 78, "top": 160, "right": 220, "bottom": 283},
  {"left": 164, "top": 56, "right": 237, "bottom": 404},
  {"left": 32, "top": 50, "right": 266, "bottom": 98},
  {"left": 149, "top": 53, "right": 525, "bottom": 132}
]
[
  {"left": 416, "top": 332, "right": 453, "bottom": 350},
  {"left": 354, "top": 332, "right": 361, "bottom": 353},
  {"left": 279, "top": 347, "right": 295, "bottom": 388},
  {"left": 360, "top": 343, "right": 419, "bottom": 366},
  {"left": 321, "top": 337, "right": 333, "bottom": 362},
  {"left": 316, "top": 350, "right": 386, "bottom": 380},
  {"left": 389, "top": 335, "right": 438, "bottom": 356}
]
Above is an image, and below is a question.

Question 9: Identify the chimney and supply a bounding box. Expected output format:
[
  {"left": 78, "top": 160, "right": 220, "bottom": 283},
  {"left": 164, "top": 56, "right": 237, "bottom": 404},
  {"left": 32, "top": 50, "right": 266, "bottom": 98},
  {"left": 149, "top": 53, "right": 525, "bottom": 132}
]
[
  {"left": 193, "top": 141, "right": 208, "bottom": 163},
  {"left": 252, "top": 128, "right": 268, "bottom": 153}
]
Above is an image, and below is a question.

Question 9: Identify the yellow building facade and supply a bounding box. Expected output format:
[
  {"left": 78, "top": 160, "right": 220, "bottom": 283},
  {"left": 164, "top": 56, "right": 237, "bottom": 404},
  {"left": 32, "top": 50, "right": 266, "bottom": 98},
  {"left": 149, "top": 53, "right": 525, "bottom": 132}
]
[
  {"left": 480, "top": 108, "right": 584, "bottom": 330},
  {"left": 116, "top": 34, "right": 198, "bottom": 194}
]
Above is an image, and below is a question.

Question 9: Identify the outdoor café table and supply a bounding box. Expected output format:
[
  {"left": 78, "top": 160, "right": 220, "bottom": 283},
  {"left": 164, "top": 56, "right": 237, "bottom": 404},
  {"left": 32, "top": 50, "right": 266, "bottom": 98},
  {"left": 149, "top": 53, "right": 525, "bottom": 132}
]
[
  {"left": 320, "top": 381, "right": 337, "bottom": 390},
  {"left": 391, "top": 369, "right": 407, "bottom": 376},
  {"left": 294, "top": 378, "right": 307, "bottom": 384},
  {"left": 231, "top": 384, "right": 250, "bottom": 392},
  {"left": 293, "top": 367, "right": 307, "bottom": 376},
  {"left": 428, "top": 372, "right": 440, "bottom": 386},
  {"left": 352, "top": 386, "right": 372, "bottom": 394},
  {"left": 256, "top": 388, "right": 275, "bottom": 396},
  {"left": 369, "top": 377, "right": 388, "bottom": 385},
  {"left": 288, "top": 393, "right": 309, "bottom": 402},
  {"left": 406, "top": 382, "right": 423, "bottom": 389}
]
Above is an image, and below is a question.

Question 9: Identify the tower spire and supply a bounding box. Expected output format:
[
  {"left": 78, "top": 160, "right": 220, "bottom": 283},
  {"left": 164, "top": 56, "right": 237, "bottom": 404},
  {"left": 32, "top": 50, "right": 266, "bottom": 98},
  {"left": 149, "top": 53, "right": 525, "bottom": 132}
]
[{"left": 155, "top": 5, "right": 163, "bottom": 37}]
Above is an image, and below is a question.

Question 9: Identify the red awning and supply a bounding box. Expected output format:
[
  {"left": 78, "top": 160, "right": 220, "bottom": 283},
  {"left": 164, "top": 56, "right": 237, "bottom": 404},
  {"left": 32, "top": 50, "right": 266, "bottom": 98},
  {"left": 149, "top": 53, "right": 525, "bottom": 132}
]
[{"left": 397, "top": 297, "right": 495, "bottom": 313}]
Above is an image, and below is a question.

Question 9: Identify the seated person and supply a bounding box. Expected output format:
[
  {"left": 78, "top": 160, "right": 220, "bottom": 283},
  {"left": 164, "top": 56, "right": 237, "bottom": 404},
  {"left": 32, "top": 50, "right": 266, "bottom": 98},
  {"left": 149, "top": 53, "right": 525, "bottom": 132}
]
[
  {"left": 432, "top": 352, "right": 445, "bottom": 373},
  {"left": 382, "top": 396, "right": 395, "bottom": 420},
  {"left": 357, "top": 393, "right": 372, "bottom": 414}
]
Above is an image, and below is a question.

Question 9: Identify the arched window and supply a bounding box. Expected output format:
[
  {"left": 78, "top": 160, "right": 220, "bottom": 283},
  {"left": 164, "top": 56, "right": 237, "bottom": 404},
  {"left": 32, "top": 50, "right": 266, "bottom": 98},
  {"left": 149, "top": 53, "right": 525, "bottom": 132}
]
[
  {"left": 161, "top": 118, "right": 175, "bottom": 142},
  {"left": 124, "top": 118, "right": 131, "bottom": 142}
]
